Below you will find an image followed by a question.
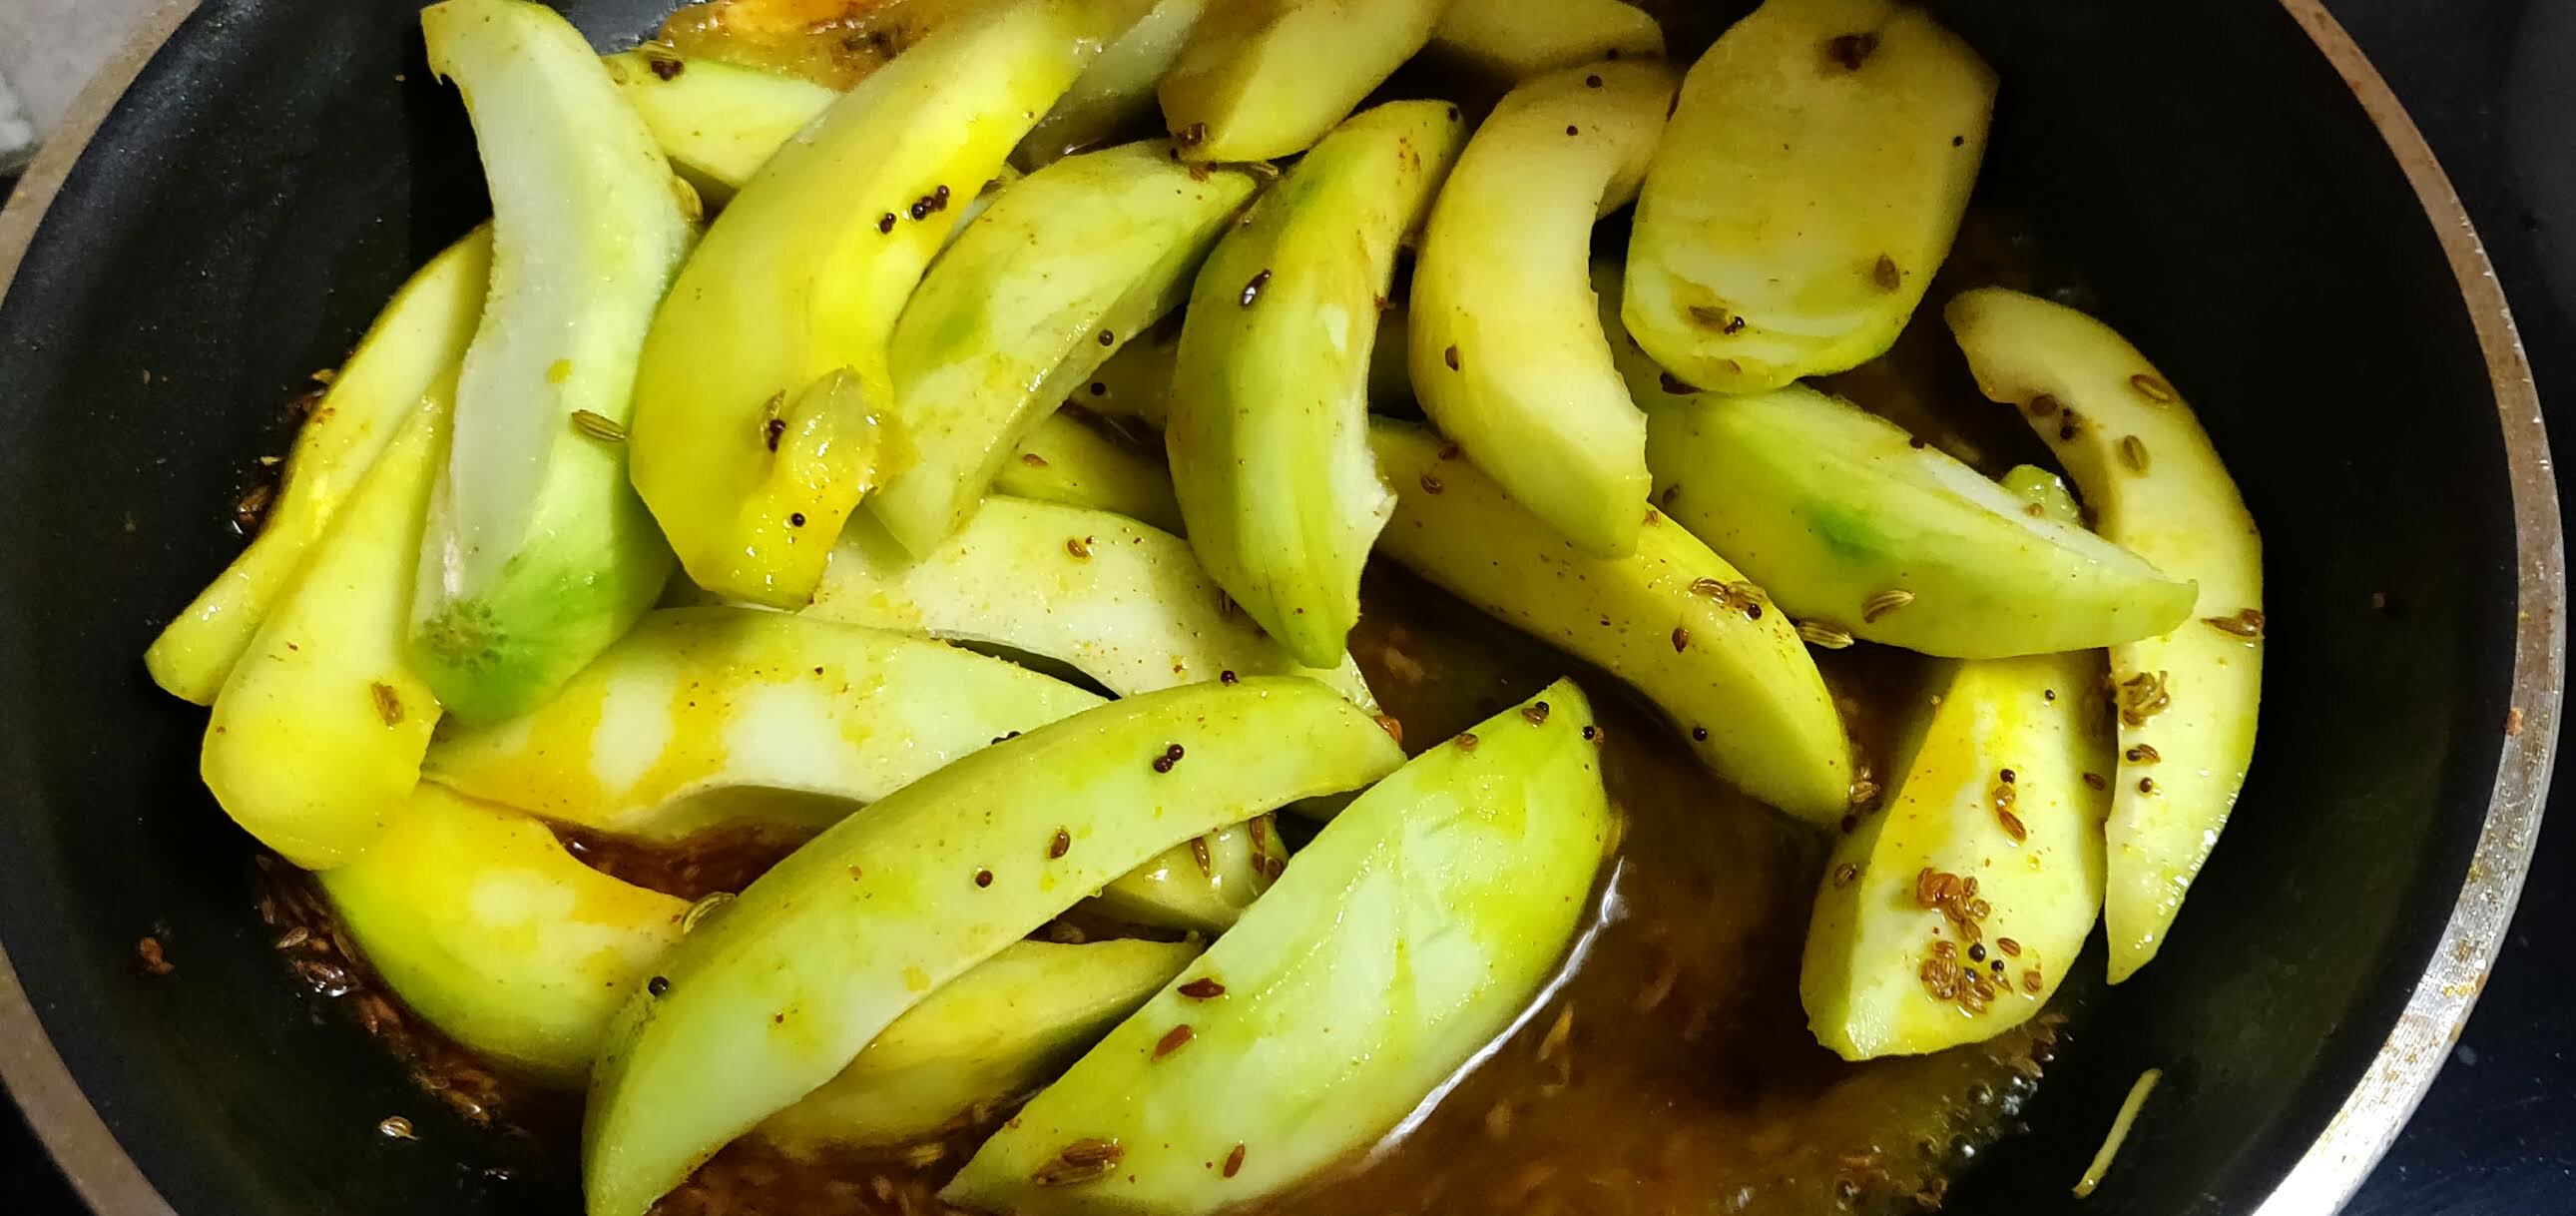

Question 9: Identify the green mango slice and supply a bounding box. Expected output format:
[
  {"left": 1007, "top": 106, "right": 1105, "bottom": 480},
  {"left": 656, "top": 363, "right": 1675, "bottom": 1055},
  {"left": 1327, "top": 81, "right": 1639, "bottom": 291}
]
[
  {"left": 1025, "top": 0, "right": 1215, "bottom": 165},
  {"left": 806, "top": 497, "right": 1376, "bottom": 708},
  {"left": 604, "top": 50, "right": 837, "bottom": 200},
  {"left": 409, "top": 0, "right": 694, "bottom": 724},
  {"left": 1430, "top": 0, "right": 1665, "bottom": 81},
  {"left": 1947, "top": 288, "right": 2264, "bottom": 982},
  {"left": 203, "top": 387, "right": 450, "bottom": 869},
  {"left": 148, "top": 231, "right": 488, "bottom": 706},
  {"left": 946, "top": 681, "right": 1609, "bottom": 1215},
  {"left": 1645, "top": 382, "right": 2198, "bottom": 657},
  {"left": 1167, "top": 101, "right": 1466, "bottom": 668},
  {"left": 1084, "top": 817, "right": 1288, "bottom": 933},
  {"left": 423, "top": 606, "right": 1103, "bottom": 841},
  {"left": 995, "top": 410, "right": 1184, "bottom": 534},
  {"left": 320, "top": 785, "right": 688, "bottom": 1084},
  {"left": 1370, "top": 419, "right": 1852, "bottom": 823},
  {"left": 1801, "top": 652, "right": 2109, "bottom": 1059},
  {"left": 869, "top": 142, "right": 1257, "bottom": 555},
  {"left": 1157, "top": 0, "right": 1447, "bottom": 162},
  {"left": 1411, "top": 61, "right": 1679, "bottom": 557},
  {"left": 1076, "top": 320, "right": 1180, "bottom": 427},
  {"left": 581, "top": 679, "right": 1405, "bottom": 1216},
  {"left": 759, "top": 938, "right": 1201, "bottom": 1151},
  {"left": 1624, "top": 0, "right": 1993, "bottom": 393},
  {"left": 627, "top": 0, "right": 1126, "bottom": 608}
]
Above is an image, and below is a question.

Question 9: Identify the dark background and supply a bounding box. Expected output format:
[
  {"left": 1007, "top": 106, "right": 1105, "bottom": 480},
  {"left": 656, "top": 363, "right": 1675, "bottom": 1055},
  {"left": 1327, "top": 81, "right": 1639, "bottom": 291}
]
[{"left": 1, "top": 0, "right": 2572, "bottom": 1213}]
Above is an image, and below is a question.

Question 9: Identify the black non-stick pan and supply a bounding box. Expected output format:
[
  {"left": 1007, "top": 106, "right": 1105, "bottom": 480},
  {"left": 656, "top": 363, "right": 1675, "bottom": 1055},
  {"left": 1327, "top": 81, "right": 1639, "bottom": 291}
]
[{"left": 0, "top": 2, "right": 2559, "bottom": 1214}]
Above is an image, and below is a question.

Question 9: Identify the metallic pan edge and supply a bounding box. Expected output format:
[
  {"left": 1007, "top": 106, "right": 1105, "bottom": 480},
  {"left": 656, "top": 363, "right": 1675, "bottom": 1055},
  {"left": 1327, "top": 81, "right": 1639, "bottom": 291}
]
[{"left": 0, "top": 2, "right": 2559, "bottom": 1214}]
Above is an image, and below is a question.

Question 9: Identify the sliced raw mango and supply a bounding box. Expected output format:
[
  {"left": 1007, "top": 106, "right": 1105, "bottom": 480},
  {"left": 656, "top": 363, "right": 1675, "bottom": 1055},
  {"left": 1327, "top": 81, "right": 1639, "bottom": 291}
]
[
  {"left": 1412, "top": 61, "right": 1679, "bottom": 556},
  {"left": 996, "top": 410, "right": 1184, "bottom": 534},
  {"left": 1624, "top": 0, "right": 1993, "bottom": 393},
  {"left": 1157, "top": 0, "right": 1447, "bottom": 162},
  {"left": 581, "top": 679, "right": 1405, "bottom": 1216},
  {"left": 870, "top": 142, "right": 1256, "bottom": 555},
  {"left": 627, "top": 0, "right": 1127, "bottom": 608},
  {"left": 1078, "top": 319, "right": 1180, "bottom": 428},
  {"left": 203, "top": 388, "right": 450, "bottom": 869},
  {"left": 320, "top": 785, "right": 687, "bottom": 1084},
  {"left": 1168, "top": 101, "right": 1466, "bottom": 668},
  {"left": 411, "top": 0, "right": 693, "bottom": 724},
  {"left": 1086, "top": 817, "right": 1288, "bottom": 933},
  {"left": 423, "top": 606, "right": 1103, "bottom": 841},
  {"left": 1645, "top": 382, "right": 2198, "bottom": 657},
  {"left": 759, "top": 938, "right": 1201, "bottom": 1151},
  {"left": 1370, "top": 419, "right": 1852, "bottom": 823},
  {"left": 947, "top": 681, "right": 1609, "bottom": 1215},
  {"left": 603, "top": 50, "right": 837, "bottom": 200},
  {"left": 1025, "top": 0, "right": 1215, "bottom": 165},
  {"left": 806, "top": 497, "right": 1376, "bottom": 708},
  {"left": 1947, "top": 288, "right": 2263, "bottom": 982},
  {"left": 147, "top": 230, "right": 489, "bottom": 705},
  {"left": 1802, "top": 652, "right": 2108, "bottom": 1059},
  {"left": 1430, "top": 0, "right": 1665, "bottom": 80}
]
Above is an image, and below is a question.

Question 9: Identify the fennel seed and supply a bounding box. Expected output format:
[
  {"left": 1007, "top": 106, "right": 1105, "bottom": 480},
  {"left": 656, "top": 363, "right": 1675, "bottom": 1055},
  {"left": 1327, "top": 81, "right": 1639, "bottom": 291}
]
[
  {"left": 1861, "top": 588, "right": 1915, "bottom": 623},
  {"left": 570, "top": 409, "right": 627, "bottom": 443}
]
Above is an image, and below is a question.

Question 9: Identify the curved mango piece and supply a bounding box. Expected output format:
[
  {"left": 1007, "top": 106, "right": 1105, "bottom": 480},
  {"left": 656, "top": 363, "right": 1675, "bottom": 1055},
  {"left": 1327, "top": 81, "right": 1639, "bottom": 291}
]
[
  {"left": 1025, "top": 0, "right": 1215, "bottom": 165},
  {"left": 1157, "top": 0, "right": 1446, "bottom": 162},
  {"left": 604, "top": 50, "right": 837, "bottom": 200},
  {"left": 997, "top": 410, "right": 1184, "bottom": 533},
  {"left": 1430, "top": 0, "right": 1665, "bottom": 81}
]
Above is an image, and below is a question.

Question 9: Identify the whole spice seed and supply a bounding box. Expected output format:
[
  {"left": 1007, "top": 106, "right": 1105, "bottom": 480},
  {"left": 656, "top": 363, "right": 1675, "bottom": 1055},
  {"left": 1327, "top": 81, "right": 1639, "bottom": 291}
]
[
  {"left": 1066, "top": 535, "right": 1093, "bottom": 559},
  {"left": 1179, "top": 977, "right": 1225, "bottom": 1000},
  {"left": 1671, "top": 626, "right": 1692, "bottom": 652},
  {"left": 1225, "top": 1143, "right": 1247, "bottom": 1178},
  {"left": 570, "top": 409, "right": 627, "bottom": 443},
  {"left": 2137, "top": 777, "right": 2157, "bottom": 794},
  {"left": 2116, "top": 670, "right": 2172, "bottom": 726},
  {"left": 1049, "top": 829, "right": 1071, "bottom": 859},
  {"left": 1034, "top": 1139, "right": 1123, "bottom": 1186},
  {"left": 1455, "top": 731, "right": 1479, "bottom": 751},
  {"left": 1188, "top": 834, "right": 1213, "bottom": 875},
  {"left": 137, "top": 936, "right": 174, "bottom": 975},
  {"left": 1997, "top": 937, "right": 2022, "bottom": 957},
  {"left": 1020, "top": 452, "right": 1049, "bottom": 468},
  {"left": 2027, "top": 392, "right": 2062, "bottom": 417},
  {"left": 2125, "top": 743, "right": 2161, "bottom": 764},
  {"left": 1581, "top": 725, "right": 1599, "bottom": 742},
  {"left": 2083, "top": 772, "right": 2108, "bottom": 790},
  {"left": 369, "top": 682, "right": 405, "bottom": 726},
  {"left": 2024, "top": 968, "right": 2044, "bottom": 994},
  {"left": 1154, "top": 743, "right": 1187, "bottom": 774},
  {"left": 1799, "top": 621, "right": 1855, "bottom": 649},
  {"left": 1521, "top": 701, "right": 1551, "bottom": 725},
  {"left": 1443, "top": 343, "right": 1462, "bottom": 371},
  {"left": 1420, "top": 472, "right": 1444, "bottom": 494},
  {"left": 379, "top": 1115, "right": 417, "bottom": 1140},
  {"left": 1377, "top": 714, "right": 1405, "bottom": 745},
  {"left": 2130, "top": 372, "right": 2179, "bottom": 402},
  {"left": 1871, "top": 254, "right": 1901, "bottom": 292},
  {"left": 1240, "top": 269, "right": 1272, "bottom": 306},
  {"left": 234, "top": 482, "right": 275, "bottom": 533},
  {"left": 1832, "top": 863, "right": 1859, "bottom": 889},
  {"left": 1861, "top": 588, "right": 1915, "bottom": 623},
  {"left": 974, "top": 868, "right": 994, "bottom": 888},
  {"left": 1154, "top": 1024, "right": 1196, "bottom": 1059},
  {"left": 877, "top": 213, "right": 897, "bottom": 234},
  {"left": 1997, "top": 809, "right": 2028, "bottom": 843},
  {"left": 763, "top": 415, "right": 786, "bottom": 451},
  {"left": 1692, "top": 727, "right": 1709, "bottom": 742},
  {"left": 1219, "top": 670, "right": 1239, "bottom": 685},
  {"left": 2119, "top": 434, "right": 2151, "bottom": 474},
  {"left": 2203, "top": 608, "right": 2266, "bottom": 639}
]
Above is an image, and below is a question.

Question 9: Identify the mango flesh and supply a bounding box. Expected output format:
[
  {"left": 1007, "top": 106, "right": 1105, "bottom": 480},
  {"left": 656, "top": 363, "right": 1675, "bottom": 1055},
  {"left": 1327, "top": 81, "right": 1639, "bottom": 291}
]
[
  {"left": 410, "top": 0, "right": 692, "bottom": 724},
  {"left": 203, "top": 388, "right": 451, "bottom": 870},
  {"left": 947, "top": 681, "right": 1610, "bottom": 1216},
  {"left": 1429, "top": 0, "right": 1665, "bottom": 81},
  {"left": 581, "top": 679, "right": 1405, "bottom": 1216},
  {"left": 1370, "top": 418, "right": 1853, "bottom": 823},
  {"left": 870, "top": 141, "right": 1256, "bottom": 555},
  {"left": 147, "top": 230, "right": 488, "bottom": 706},
  {"left": 1801, "top": 652, "right": 2109, "bottom": 1059},
  {"left": 996, "top": 410, "right": 1184, "bottom": 534},
  {"left": 1157, "top": 0, "right": 1447, "bottom": 162},
  {"left": 1167, "top": 100, "right": 1466, "bottom": 668},
  {"left": 1084, "top": 816, "right": 1288, "bottom": 933},
  {"left": 603, "top": 50, "right": 837, "bottom": 199},
  {"left": 1024, "top": 0, "right": 1215, "bottom": 165},
  {"left": 1624, "top": 0, "right": 1993, "bottom": 393},
  {"left": 423, "top": 606, "right": 1104, "bottom": 841},
  {"left": 1411, "top": 60, "right": 1679, "bottom": 557},
  {"left": 1645, "top": 382, "right": 2199, "bottom": 657},
  {"left": 627, "top": 0, "right": 1125, "bottom": 607},
  {"left": 1946, "top": 288, "right": 2263, "bottom": 982}
]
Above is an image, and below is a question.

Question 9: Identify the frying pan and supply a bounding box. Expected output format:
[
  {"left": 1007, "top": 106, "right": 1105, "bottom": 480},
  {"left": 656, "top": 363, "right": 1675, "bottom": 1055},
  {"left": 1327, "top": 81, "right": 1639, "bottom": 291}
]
[{"left": 0, "top": 2, "right": 2559, "bottom": 1214}]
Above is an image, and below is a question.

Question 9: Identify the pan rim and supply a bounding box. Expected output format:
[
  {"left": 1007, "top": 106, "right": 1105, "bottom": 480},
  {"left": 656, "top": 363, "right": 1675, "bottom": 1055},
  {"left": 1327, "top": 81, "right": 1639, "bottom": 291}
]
[{"left": 0, "top": 3, "right": 2558, "bottom": 1215}]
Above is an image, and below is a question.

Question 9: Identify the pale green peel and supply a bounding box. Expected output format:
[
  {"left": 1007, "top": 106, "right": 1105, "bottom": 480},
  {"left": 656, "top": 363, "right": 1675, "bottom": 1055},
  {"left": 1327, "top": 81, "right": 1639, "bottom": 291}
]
[
  {"left": 1167, "top": 100, "right": 1466, "bottom": 669},
  {"left": 759, "top": 938, "right": 1202, "bottom": 1151},
  {"left": 424, "top": 606, "right": 1104, "bottom": 841},
  {"left": 147, "top": 231, "right": 488, "bottom": 706},
  {"left": 1370, "top": 419, "right": 1853, "bottom": 823},
  {"left": 1157, "top": 0, "right": 1448, "bottom": 162},
  {"left": 1947, "top": 288, "right": 2263, "bottom": 983},
  {"left": 1625, "top": 0, "right": 1994, "bottom": 393},
  {"left": 871, "top": 142, "right": 1256, "bottom": 555},
  {"left": 947, "top": 681, "right": 1610, "bottom": 1216},
  {"left": 1411, "top": 61, "right": 1679, "bottom": 557},
  {"left": 411, "top": 0, "right": 693, "bottom": 723},
  {"left": 996, "top": 410, "right": 1184, "bottom": 533},
  {"left": 581, "top": 679, "right": 1405, "bottom": 1216}
]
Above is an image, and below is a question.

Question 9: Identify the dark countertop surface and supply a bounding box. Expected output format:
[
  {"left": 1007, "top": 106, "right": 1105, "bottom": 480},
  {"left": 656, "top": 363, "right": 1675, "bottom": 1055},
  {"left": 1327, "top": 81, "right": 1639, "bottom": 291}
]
[{"left": 4, "top": 0, "right": 2574, "bottom": 1212}]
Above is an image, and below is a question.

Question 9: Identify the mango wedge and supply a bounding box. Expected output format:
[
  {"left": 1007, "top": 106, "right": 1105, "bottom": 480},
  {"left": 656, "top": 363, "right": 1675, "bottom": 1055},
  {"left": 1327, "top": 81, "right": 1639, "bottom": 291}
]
[
  {"left": 1802, "top": 653, "right": 2109, "bottom": 1059},
  {"left": 996, "top": 410, "right": 1185, "bottom": 534},
  {"left": 806, "top": 498, "right": 1376, "bottom": 707},
  {"left": 947, "top": 682, "right": 1609, "bottom": 1216},
  {"left": 410, "top": 0, "right": 693, "bottom": 724},
  {"left": 203, "top": 389, "right": 450, "bottom": 870},
  {"left": 1086, "top": 817, "right": 1288, "bottom": 933},
  {"left": 320, "top": 786, "right": 688, "bottom": 1084},
  {"left": 1157, "top": 0, "right": 1447, "bottom": 162},
  {"left": 1646, "top": 383, "right": 2198, "bottom": 657},
  {"left": 1430, "top": 0, "right": 1665, "bottom": 81},
  {"left": 146, "top": 230, "right": 488, "bottom": 705},
  {"left": 1370, "top": 420, "right": 1851, "bottom": 822},
  {"left": 1079, "top": 321, "right": 1181, "bottom": 427},
  {"left": 870, "top": 143, "right": 1256, "bottom": 555},
  {"left": 604, "top": 50, "right": 836, "bottom": 200},
  {"left": 424, "top": 607, "right": 1103, "bottom": 841},
  {"left": 1168, "top": 101, "right": 1466, "bottom": 668},
  {"left": 1025, "top": 0, "right": 1215, "bottom": 165},
  {"left": 1412, "top": 61, "right": 1679, "bottom": 556},
  {"left": 628, "top": 0, "right": 1126, "bottom": 608},
  {"left": 759, "top": 938, "right": 1201, "bottom": 1151},
  {"left": 581, "top": 680, "right": 1404, "bottom": 1216},
  {"left": 1947, "top": 288, "right": 2263, "bottom": 982},
  {"left": 1624, "top": 0, "right": 1993, "bottom": 393}
]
